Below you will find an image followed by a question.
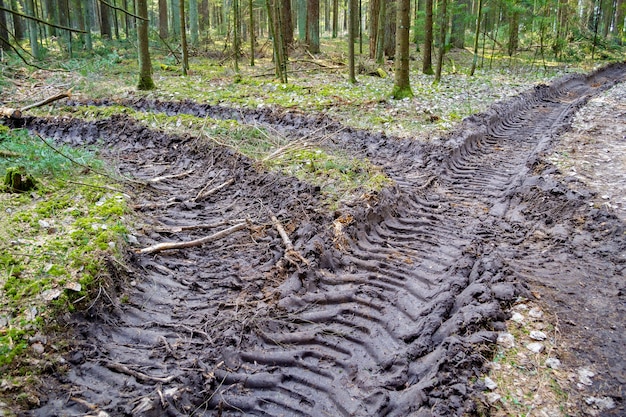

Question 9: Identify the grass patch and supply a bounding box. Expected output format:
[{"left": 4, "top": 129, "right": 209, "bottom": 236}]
[{"left": 0, "top": 126, "right": 130, "bottom": 377}]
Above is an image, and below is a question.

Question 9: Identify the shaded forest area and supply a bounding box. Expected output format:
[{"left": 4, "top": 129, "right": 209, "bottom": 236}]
[{"left": 0, "top": 0, "right": 624, "bottom": 91}]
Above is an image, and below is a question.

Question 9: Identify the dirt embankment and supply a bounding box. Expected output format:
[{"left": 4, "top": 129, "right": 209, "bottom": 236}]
[{"left": 9, "top": 63, "right": 626, "bottom": 416}]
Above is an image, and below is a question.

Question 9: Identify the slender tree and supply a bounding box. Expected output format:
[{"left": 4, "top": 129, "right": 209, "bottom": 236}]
[
  {"left": 158, "top": 0, "right": 168, "bottom": 38},
  {"left": 180, "top": 0, "right": 188, "bottom": 75},
  {"left": 392, "top": 0, "right": 413, "bottom": 98},
  {"left": 250, "top": 0, "right": 255, "bottom": 65},
  {"left": 434, "top": 0, "right": 448, "bottom": 83},
  {"left": 422, "top": 0, "right": 434, "bottom": 74},
  {"left": 332, "top": 0, "right": 338, "bottom": 38},
  {"left": 189, "top": 0, "right": 199, "bottom": 45},
  {"left": 297, "top": 0, "right": 306, "bottom": 40},
  {"left": 11, "top": 0, "right": 25, "bottom": 41},
  {"left": 375, "top": 0, "right": 385, "bottom": 63},
  {"left": 348, "top": 0, "right": 357, "bottom": 83},
  {"left": 100, "top": 0, "right": 112, "bottom": 38},
  {"left": 136, "top": 0, "right": 155, "bottom": 90},
  {"left": 369, "top": 0, "right": 379, "bottom": 58},
  {"left": 233, "top": 0, "right": 240, "bottom": 73},
  {"left": 470, "top": 0, "right": 483, "bottom": 75},
  {"left": 25, "top": 0, "right": 40, "bottom": 59},
  {"left": 0, "top": 0, "right": 9, "bottom": 51},
  {"left": 306, "top": 0, "right": 320, "bottom": 52}
]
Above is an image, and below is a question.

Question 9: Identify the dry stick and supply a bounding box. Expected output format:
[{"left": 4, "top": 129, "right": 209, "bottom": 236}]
[
  {"left": 0, "top": 150, "right": 22, "bottom": 158},
  {"left": 147, "top": 169, "right": 194, "bottom": 183},
  {"left": 102, "top": 360, "right": 176, "bottom": 384},
  {"left": 20, "top": 90, "right": 72, "bottom": 112},
  {"left": 153, "top": 218, "right": 246, "bottom": 233},
  {"left": 269, "top": 212, "right": 309, "bottom": 267},
  {"left": 193, "top": 178, "right": 235, "bottom": 202},
  {"left": 139, "top": 222, "right": 248, "bottom": 254}
]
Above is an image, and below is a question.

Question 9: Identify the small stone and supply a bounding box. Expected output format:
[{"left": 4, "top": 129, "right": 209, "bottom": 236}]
[
  {"left": 38, "top": 219, "right": 50, "bottom": 228},
  {"left": 484, "top": 377, "right": 498, "bottom": 390},
  {"left": 127, "top": 234, "right": 139, "bottom": 245},
  {"left": 511, "top": 312, "right": 525, "bottom": 323},
  {"left": 31, "top": 342, "right": 45, "bottom": 355},
  {"left": 530, "top": 330, "right": 547, "bottom": 341},
  {"left": 529, "top": 307, "right": 544, "bottom": 318},
  {"left": 578, "top": 368, "right": 594, "bottom": 386},
  {"left": 497, "top": 332, "right": 515, "bottom": 349},
  {"left": 545, "top": 358, "right": 561, "bottom": 369},
  {"left": 526, "top": 342, "right": 545, "bottom": 353},
  {"left": 585, "top": 396, "right": 615, "bottom": 410},
  {"left": 486, "top": 392, "right": 501, "bottom": 404}
]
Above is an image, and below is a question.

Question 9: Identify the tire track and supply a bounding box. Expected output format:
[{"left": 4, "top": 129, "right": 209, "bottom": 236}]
[{"left": 15, "top": 63, "right": 626, "bottom": 416}]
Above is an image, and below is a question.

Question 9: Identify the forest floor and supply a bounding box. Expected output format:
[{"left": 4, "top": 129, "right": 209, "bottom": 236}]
[{"left": 0, "top": 47, "right": 625, "bottom": 416}]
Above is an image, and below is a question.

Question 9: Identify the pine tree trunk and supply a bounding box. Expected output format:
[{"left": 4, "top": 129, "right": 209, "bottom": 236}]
[
  {"left": 10, "top": 0, "right": 25, "bottom": 41},
  {"left": 434, "top": 0, "right": 448, "bottom": 83},
  {"left": 508, "top": 10, "right": 519, "bottom": 56},
  {"left": 297, "top": 0, "right": 306, "bottom": 39},
  {"left": 25, "top": 0, "right": 40, "bottom": 59},
  {"left": 348, "top": 0, "right": 356, "bottom": 83},
  {"left": 282, "top": 0, "right": 293, "bottom": 45},
  {"left": 422, "top": 0, "right": 433, "bottom": 74},
  {"left": 137, "top": 0, "right": 156, "bottom": 90},
  {"left": 158, "top": 0, "right": 168, "bottom": 38},
  {"left": 83, "top": 0, "right": 93, "bottom": 50},
  {"left": 450, "top": 0, "right": 467, "bottom": 48},
  {"left": 307, "top": 0, "right": 320, "bottom": 52},
  {"left": 100, "top": 0, "right": 112, "bottom": 38},
  {"left": 189, "top": 0, "right": 198, "bottom": 45},
  {"left": 180, "top": 0, "right": 189, "bottom": 74},
  {"left": 0, "top": 0, "right": 10, "bottom": 50},
  {"left": 384, "top": 0, "right": 396, "bottom": 58},
  {"left": 332, "top": 0, "right": 338, "bottom": 38},
  {"left": 393, "top": 0, "right": 413, "bottom": 98},
  {"left": 375, "top": 0, "right": 385, "bottom": 63},
  {"left": 369, "top": 0, "right": 379, "bottom": 58}
]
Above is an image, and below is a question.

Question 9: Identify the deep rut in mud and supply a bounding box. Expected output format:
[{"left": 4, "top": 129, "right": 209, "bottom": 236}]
[{"left": 16, "top": 64, "right": 626, "bottom": 416}]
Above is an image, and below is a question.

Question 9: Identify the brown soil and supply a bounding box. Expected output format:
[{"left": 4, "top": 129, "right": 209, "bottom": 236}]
[{"left": 6, "top": 63, "right": 626, "bottom": 416}]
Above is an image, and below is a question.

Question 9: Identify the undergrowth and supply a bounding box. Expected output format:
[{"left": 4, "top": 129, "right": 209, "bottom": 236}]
[{"left": 0, "top": 126, "right": 129, "bottom": 382}]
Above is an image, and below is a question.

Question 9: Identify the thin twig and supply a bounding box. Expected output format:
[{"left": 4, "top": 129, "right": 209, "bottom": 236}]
[
  {"left": 102, "top": 360, "right": 176, "bottom": 384},
  {"left": 193, "top": 178, "right": 234, "bottom": 202},
  {"left": 153, "top": 218, "right": 246, "bottom": 233},
  {"left": 147, "top": 169, "right": 194, "bottom": 183},
  {"left": 139, "top": 222, "right": 249, "bottom": 254}
]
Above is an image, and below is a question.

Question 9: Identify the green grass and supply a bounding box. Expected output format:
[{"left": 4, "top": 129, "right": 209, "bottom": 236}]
[{"left": 0, "top": 126, "right": 129, "bottom": 374}]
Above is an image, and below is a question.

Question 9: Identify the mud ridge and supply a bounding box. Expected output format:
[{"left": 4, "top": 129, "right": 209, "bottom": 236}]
[{"left": 11, "top": 63, "right": 626, "bottom": 416}]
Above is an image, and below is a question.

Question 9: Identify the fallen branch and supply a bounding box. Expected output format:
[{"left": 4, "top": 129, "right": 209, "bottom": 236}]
[
  {"left": 102, "top": 360, "right": 176, "bottom": 384},
  {"left": 193, "top": 178, "right": 234, "bottom": 202},
  {"left": 0, "top": 150, "right": 22, "bottom": 158},
  {"left": 147, "top": 169, "right": 194, "bottom": 184},
  {"left": 153, "top": 218, "right": 246, "bottom": 233},
  {"left": 21, "top": 90, "right": 72, "bottom": 112},
  {"left": 269, "top": 212, "right": 309, "bottom": 268},
  {"left": 0, "top": 107, "right": 22, "bottom": 118},
  {"left": 139, "top": 222, "right": 248, "bottom": 254}
]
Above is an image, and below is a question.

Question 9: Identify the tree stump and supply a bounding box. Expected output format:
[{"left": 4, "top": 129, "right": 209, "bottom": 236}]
[{"left": 3, "top": 166, "right": 37, "bottom": 192}]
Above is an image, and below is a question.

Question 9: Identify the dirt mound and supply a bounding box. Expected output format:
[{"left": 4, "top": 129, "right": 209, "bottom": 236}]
[{"left": 10, "top": 63, "right": 626, "bottom": 416}]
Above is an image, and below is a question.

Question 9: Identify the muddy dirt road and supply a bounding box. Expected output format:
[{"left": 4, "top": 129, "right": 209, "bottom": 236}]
[{"left": 16, "top": 63, "right": 626, "bottom": 416}]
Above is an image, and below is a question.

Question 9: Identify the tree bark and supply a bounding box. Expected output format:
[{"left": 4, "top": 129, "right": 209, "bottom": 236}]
[
  {"left": 306, "top": 0, "right": 319, "bottom": 53},
  {"left": 369, "top": 0, "right": 379, "bottom": 58},
  {"left": 0, "top": 0, "right": 10, "bottom": 50},
  {"left": 189, "top": 0, "right": 199, "bottom": 45},
  {"left": 434, "top": 0, "right": 448, "bottom": 83},
  {"left": 450, "top": 0, "right": 468, "bottom": 48},
  {"left": 375, "top": 0, "right": 385, "bottom": 63},
  {"left": 11, "top": 0, "right": 25, "bottom": 41},
  {"left": 332, "top": 0, "right": 338, "bottom": 38},
  {"left": 180, "top": 0, "right": 189, "bottom": 75},
  {"left": 282, "top": 0, "right": 293, "bottom": 45},
  {"left": 348, "top": 0, "right": 356, "bottom": 83},
  {"left": 297, "top": 0, "right": 306, "bottom": 39},
  {"left": 25, "top": 0, "right": 40, "bottom": 59},
  {"left": 158, "top": 0, "right": 168, "bottom": 38},
  {"left": 136, "top": 0, "right": 155, "bottom": 90},
  {"left": 100, "top": 0, "right": 112, "bottom": 38},
  {"left": 384, "top": 0, "right": 396, "bottom": 58},
  {"left": 392, "top": 0, "right": 413, "bottom": 98},
  {"left": 422, "top": 0, "right": 433, "bottom": 74}
]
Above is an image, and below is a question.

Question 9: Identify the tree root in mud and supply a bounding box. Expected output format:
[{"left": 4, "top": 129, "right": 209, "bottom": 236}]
[{"left": 139, "top": 222, "right": 249, "bottom": 254}]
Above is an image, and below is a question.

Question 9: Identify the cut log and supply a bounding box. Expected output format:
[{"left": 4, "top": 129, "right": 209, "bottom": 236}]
[
  {"left": 0, "top": 90, "right": 71, "bottom": 119},
  {"left": 0, "top": 107, "right": 22, "bottom": 119}
]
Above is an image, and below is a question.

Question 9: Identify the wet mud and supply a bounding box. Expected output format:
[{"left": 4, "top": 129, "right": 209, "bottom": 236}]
[{"left": 12, "top": 63, "right": 626, "bottom": 416}]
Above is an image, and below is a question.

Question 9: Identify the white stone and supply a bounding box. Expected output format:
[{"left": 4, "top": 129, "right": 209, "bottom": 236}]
[
  {"left": 511, "top": 312, "right": 525, "bottom": 323},
  {"left": 497, "top": 332, "right": 515, "bottom": 349},
  {"left": 526, "top": 342, "right": 545, "bottom": 353},
  {"left": 585, "top": 396, "right": 615, "bottom": 410},
  {"left": 545, "top": 358, "right": 561, "bottom": 369},
  {"left": 529, "top": 307, "right": 544, "bottom": 318},
  {"left": 484, "top": 377, "right": 498, "bottom": 390},
  {"left": 578, "top": 368, "right": 595, "bottom": 386},
  {"left": 530, "top": 330, "right": 548, "bottom": 341}
]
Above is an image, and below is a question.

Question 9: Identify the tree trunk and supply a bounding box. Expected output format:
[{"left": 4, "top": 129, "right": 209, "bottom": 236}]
[
  {"left": 434, "top": 0, "right": 448, "bottom": 83},
  {"left": 180, "top": 0, "right": 189, "bottom": 75},
  {"left": 0, "top": 0, "right": 10, "bottom": 50},
  {"left": 250, "top": 0, "right": 255, "bottom": 65},
  {"left": 369, "top": 0, "right": 379, "bottom": 58},
  {"left": 375, "top": 0, "right": 385, "bottom": 63},
  {"left": 83, "top": 0, "right": 93, "bottom": 50},
  {"left": 384, "top": 0, "right": 396, "bottom": 58},
  {"left": 392, "top": 0, "right": 413, "bottom": 98},
  {"left": 615, "top": 0, "right": 624, "bottom": 43},
  {"left": 422, "top": 0, "right": 433, "bottom": 74},
  {"left": 25, "top": 0, "right": 40, "bottom": 59},
  {"left": 332, "top": 0, "right": 338, "bottom": 38},
  {"left": 189, "top": 0, "right": 199, "bottom": 45},
  {"left": 10, "top": 0, "right": 25, "bottom": 41},
  {"left": 470, "top": 0, "right": 482, "bottom": 75},
  {"left": 282, "top": 0, "right": 293, "bottom": 45},
  {"left": 348, "top": 0, "right": 356, "bottom": 83},
  {"left": 170, "top": 0, "right": 180, "bottom": 36},
  {"left": 307, "top": 0, "right": 320, "bottom": 52},
  {"left": 59, "top": 0, "right": 71, "bottom": 56},
  {"left": 199, "top": 0, "right": 208, "bottom": 32},
  {"left": 100, "top": 0, "right": 112, "bottom": 38},
  {"left": 158, "top": 0, "right": 168, "bottom": 38},
  {"left": 137, "top": 0, "right": 155, "bottom": 90},
  {"left": 297, "top": 0, "right": 306, "bottom": 39},
  {"left": 508, "top": 9, "right": 519, "bottom": 56}
]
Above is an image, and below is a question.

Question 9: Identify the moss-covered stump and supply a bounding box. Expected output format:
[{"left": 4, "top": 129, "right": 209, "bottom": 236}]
[{"left": 3, "top": 166, "right": 37, "bottom": 192}]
